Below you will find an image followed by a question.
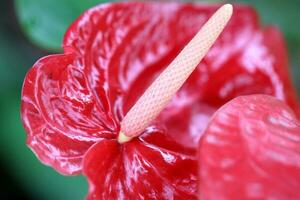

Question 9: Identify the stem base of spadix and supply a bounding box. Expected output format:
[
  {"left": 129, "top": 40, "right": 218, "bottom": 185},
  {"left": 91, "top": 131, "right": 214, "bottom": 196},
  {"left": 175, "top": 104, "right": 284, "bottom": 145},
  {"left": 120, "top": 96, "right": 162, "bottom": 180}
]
[{"left": 117, "top": 131, "right": 132, "bottom": 143}]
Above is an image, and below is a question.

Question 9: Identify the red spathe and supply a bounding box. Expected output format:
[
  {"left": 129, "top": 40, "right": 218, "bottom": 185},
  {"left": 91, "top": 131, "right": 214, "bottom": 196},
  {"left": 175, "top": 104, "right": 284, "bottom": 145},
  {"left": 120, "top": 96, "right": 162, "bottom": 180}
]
[
  {"left": 199, "top": 95, "right": 300, "bottom": 199},
  {"left": 21, "top": 2, "right": 299, "bottom": 199}
]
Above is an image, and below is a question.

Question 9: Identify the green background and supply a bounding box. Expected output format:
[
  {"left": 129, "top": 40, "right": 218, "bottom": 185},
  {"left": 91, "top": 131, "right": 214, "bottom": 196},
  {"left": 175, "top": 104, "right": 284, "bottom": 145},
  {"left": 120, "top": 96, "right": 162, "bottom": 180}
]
[{"left": 0, "top": 0, "right": 299, "bottom": 199}]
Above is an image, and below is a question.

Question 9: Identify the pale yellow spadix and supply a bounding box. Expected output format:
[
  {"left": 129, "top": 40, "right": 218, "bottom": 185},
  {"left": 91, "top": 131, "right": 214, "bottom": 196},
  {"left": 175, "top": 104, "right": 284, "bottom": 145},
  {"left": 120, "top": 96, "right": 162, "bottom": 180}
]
[{"left": 118, "top": 4, "right": 233, "bottom": 143}]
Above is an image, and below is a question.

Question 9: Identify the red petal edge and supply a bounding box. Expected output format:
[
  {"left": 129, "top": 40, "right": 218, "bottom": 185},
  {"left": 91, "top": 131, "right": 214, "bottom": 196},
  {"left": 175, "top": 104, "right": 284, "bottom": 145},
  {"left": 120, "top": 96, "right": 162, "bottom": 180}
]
[{"left": 199, "top": 94, "right": 300, "bottom": 200}]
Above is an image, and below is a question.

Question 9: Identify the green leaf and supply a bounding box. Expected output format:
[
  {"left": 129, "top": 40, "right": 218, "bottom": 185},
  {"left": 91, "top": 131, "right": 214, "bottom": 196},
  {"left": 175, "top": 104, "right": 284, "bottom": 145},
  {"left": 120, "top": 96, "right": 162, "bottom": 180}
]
[
  {"left": 15, "top": 0, "right": 110, "bottom": 52},
  {"left": 0, "top": 1, "right": 41, "bottom": 91}
]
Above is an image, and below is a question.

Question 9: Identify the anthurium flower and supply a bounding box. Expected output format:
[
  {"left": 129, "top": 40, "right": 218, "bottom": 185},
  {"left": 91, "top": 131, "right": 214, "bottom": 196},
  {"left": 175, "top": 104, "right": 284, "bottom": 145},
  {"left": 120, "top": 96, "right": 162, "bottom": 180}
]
[
  {"left": 198, "top": 95, "right": 300, "bottom": 199},
  {"left": 21, "top": 2, "right": 299, "bottom": 199}
]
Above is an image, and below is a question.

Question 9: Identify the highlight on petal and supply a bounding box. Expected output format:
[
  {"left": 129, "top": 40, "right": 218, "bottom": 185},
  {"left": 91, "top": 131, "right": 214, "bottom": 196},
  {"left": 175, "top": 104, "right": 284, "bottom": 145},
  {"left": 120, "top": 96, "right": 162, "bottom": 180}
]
[
  {"left": 21, "top": 2, "right": 300, "bottom": 199},
  {"left": 83, "top": 130, "right": 197, "bottom": 200},
  {"left": 154, "top": 3, "right": 299, "bottom": 148},
  {"left": 21, "top": 54, "right": 111, "bottom": 175},
  {"left": 198, "top": 95, "right": 300, "bottom": 199}
]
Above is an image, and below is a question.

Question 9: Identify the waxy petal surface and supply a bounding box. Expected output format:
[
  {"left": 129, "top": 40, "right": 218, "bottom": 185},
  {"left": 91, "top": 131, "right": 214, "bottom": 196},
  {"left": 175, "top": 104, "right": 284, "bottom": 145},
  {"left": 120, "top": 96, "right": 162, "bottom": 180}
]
[
  {"left": 199, "top": 95, "right": 300, "bottom": 200},
  {"left": 21, "top": 2, "right": 300, "bottom": 199},
  {"left": 83, "top": 131, "right": 197, "bottom": 199}
]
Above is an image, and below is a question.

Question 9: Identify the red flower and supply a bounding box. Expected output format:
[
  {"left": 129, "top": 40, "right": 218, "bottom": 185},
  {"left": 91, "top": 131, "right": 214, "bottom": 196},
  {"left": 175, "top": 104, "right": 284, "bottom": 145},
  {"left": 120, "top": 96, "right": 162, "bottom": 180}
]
[
  {"left": 21, "top": 2, "right": 299, "bottom": 199},
  {"left": 199, "top": 95, "right": 300, "bottom": 199}
]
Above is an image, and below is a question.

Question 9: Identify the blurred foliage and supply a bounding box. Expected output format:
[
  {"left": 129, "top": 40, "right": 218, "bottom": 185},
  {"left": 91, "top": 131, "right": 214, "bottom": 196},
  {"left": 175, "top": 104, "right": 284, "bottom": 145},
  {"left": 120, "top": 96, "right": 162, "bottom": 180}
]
[
  {"left": 0, "top": 0, "right": 299, "bottom": 199},
  {"left": 15, "top": 0, "right": 110, "bottom": 51}
]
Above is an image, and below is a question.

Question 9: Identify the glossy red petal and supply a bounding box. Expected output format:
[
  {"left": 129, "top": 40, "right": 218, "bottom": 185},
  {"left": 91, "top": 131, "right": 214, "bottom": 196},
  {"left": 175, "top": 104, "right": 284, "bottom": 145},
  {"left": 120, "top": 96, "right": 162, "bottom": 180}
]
[
  {"left": 151, "top": 3, "right": 298, "bottom": 148},
  {"left": 22, "top": 2, "right": 254, "bottom": 175},
  {"left": 83, "top": 131, "right": 197, "bottom": 200},
  {"left": 190, "top": 16, "right": 299, "bottom": 111},
  {"left": 21, "top": 53, "right": 118, "bottom": 175},
  {"left": 262, "top": 27, "right": 300, "bottom": 115},
  {"left": 198, "top": 95, "right": 300, "bottom": 199},
  {"left": 21, "top": 2, "right": 300, "bottom": 198}
]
